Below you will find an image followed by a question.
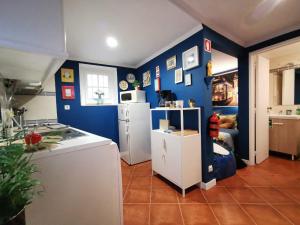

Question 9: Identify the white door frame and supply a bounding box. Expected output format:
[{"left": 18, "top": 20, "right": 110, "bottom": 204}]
[{"left": 248, "top": 36, "right": 300, "bottom": 165}]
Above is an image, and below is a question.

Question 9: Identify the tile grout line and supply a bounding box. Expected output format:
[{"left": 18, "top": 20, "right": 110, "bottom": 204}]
[
  {"left": 201, "top": 189, "right": 221, "bottom": 225},
  {"left": 177, "top": 189, "right": 185, "bottom": 225},
  {"left": 224, "top": 186, "right": 259, "bottom": 225},
  {"left": 149, "top": 168, "right": 153, "bottom": 225},
  {"left": 248, "top": 186, "right": 295, "bottom": 225},
  {"left": 274, "top": 187, "right": 300, "bottom": 205},
  {"left": 123, "top": 164, "right": 135, "bottom": 200}
]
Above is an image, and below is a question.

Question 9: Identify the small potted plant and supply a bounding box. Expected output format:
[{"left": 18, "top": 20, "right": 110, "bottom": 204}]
[
  {"left": 0, "top": 143, "right": 40, "bottom": 225},
  {"left": 132, "top": 80, "right": 141, "bottom": 90}
]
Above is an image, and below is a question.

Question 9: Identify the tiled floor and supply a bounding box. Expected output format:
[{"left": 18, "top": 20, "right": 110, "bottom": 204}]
[{"left": 122, "top": 156, "right": 300, "bottom": 225}]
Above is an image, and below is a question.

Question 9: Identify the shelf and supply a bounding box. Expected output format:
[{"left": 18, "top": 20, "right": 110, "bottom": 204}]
[
  {"left": 151, "top": 107, "right": 200, "bottom": 111},
  {"left": 204, "top": 76, "right": 214, "bottom": 86},
  {"left": 152, "top": 129, "right": 200, "bottom": 137}
]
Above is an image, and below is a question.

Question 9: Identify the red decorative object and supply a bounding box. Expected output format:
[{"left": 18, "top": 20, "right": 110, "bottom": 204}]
[
  {"left": 204, "top": 38, "right": 212, "bottom": 53},
  {"left": 209, "top": 112, "right": 220, "bottom": 138},
  {"left": 62, "top": 85, "right": 75, "bottom": 99},
  {"left": 25, "top": 132, "right": 42, "bottom": 145}
]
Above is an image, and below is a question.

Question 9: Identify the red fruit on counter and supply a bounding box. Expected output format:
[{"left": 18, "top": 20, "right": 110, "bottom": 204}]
[{"left": 25, "top": 132, "right": 42, "bottom": 145}]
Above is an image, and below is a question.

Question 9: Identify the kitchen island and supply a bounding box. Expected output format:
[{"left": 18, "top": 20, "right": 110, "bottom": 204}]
[{"left": 25, "top": 126, "right": 123, "bottom": 225}]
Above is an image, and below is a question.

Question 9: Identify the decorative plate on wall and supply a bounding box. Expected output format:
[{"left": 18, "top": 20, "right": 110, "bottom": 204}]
[
  {"left": 126, "top": 73, "right": 136, "bottom": 83},
  {"left": 119, "top": 80, "right": 128, "bottom": 90}
]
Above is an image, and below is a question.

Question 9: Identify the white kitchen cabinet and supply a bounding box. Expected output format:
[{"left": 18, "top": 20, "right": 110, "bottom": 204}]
[
  {"left": 0, "top": 0, "right": 67, "bottom": 83},
  {"left": 150, "top": 108, "right": 202, "bottom": 196}
]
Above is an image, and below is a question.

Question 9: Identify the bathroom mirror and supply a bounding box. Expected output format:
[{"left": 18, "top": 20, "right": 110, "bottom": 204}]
[{"left": 269, "top": 68, "right": 300, "bottom": 106}]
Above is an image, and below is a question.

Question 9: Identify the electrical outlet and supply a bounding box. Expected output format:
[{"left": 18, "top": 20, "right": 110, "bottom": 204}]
[
  {"left": 208, "top": 165, "right": 213, "bottom": 172},
  {"left": 64, "top": 105, "right": 70, "bottom": 110}
]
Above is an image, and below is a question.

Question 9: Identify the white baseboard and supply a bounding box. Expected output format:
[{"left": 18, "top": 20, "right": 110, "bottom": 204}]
[{"left": 200, "top": 178, "right": 216, "bottom": 190}]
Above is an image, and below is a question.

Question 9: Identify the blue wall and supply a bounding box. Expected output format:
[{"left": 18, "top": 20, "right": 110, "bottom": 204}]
[
  {"left": 55, "top": 60, "right": 135, "bottom": 144},
  {"left": 136, "top": 30, "right": 216, "bottom": 183},
  {"left": 203, "top": 26, "right": 249, "bottom": 159}
]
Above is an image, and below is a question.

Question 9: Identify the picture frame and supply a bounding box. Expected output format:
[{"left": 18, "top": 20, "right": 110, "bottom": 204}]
[
  {"left": 61, "top": 68, "right": 74, "bottom": 83},
  {"left": 62, "top": 85, "right": 75, "bottom": 99},
  {"left": 185, "top": 74, "right": 192, "bottom": 86},
  {"left": 175, "top": 68, "right": 183, "bottom": 84},
  {"left": 143, "top": 70, "right": 151, "bottom": 87},
  {"left": 212, "top": 71, "right": 238, "bottom": 106},
  {"left": 166, "top": 55, "right": 176, "bottom": 70},
  {"left": 182, "top": 46, "right": 199, "bottom": 71}
]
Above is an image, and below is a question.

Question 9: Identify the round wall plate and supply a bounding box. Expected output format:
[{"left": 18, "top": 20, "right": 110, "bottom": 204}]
[
  {"left": 119, "top": 80, "right": 128, "bottom": 90},
  {"left": 126, "top": 73, "right": 136, "bottom": 83}
]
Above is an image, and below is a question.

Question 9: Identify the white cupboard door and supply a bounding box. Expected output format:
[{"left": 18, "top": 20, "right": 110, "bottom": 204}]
[
  {"left": 164, "top": 135, "right": 181, "bottom": 185},
  {"left": 129, "top": 120, "right": 151, "bottom": 164},
  {"left": 256, "top": 55, "right": 270, "bottom": 164},
  {"left": 128, "top": 103, "right": 150, "bottom": 122},
  {"left": 151, "top": 131, "right": 164, "bottom": 174},
  {"left": 119, "top": 120, "right": 130, "bottom": 164}
]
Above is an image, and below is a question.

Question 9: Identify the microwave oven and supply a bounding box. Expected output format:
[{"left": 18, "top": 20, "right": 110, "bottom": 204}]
[{"left": 120, "top": 90, "right": 146, "bottom": 103}]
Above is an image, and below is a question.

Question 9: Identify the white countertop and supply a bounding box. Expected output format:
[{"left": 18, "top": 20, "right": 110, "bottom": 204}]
[
  {"left": 30, "top": 127, "right": 113, "bottom": 160},
  {"left": 269, "top": 114, "right": 300, "bottom": 120}
]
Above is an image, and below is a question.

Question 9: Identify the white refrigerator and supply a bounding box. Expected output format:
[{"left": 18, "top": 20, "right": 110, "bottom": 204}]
[{"left": 118, "top": 103, "right": 151, "bottom": 165}]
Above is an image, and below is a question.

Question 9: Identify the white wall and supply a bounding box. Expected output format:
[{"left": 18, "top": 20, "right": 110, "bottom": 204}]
[
  {"left": 270, "top": 52, "right": 300, "bottom": 69},
  {"left": 211, "top": 49, "right": 238, "bottom": 74},
  {"left": 15, "top": 76, "right": 57, "bottom": 122},
  {"left": 269, "top": 53, "right": 300, "bottom": 113},
  {"left": 0, "top": 0, "right": 65, "bottom": 54}
]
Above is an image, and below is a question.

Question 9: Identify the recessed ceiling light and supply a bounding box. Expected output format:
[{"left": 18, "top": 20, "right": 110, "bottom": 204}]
[{"left": 106, "top": 36, "right": 118, "bottom": 48}]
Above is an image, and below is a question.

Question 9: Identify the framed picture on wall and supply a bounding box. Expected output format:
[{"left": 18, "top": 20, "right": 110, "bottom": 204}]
[
  {"left": 166, "top": 55, "right": 176, "bottom": 70},
  {"left": 61, "top": 68, "right": 74, "bottom": 83},
  {"left": 212, "top": 71, "right": 238, "bottom": 106},
  {"left": 143, "top": 70, "right": 151, "bottom": 87},
  {"left": 182, "top": 46, "right": 199, "bottom": 71},
  {"left": 185, "top": 74, "right": 192, "bottom": 86},
  {"left": 62, "top": 85, "right": 75, "bottom": 99},
  {"left": 175, "top": 68, "right": 183, "bottom": 84}
]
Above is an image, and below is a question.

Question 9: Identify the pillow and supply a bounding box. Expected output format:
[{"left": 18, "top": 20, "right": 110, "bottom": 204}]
[
  {"left": 219, "top": 122, "right": 234, "bottom": 129},
  {"left": 219, "top": 114, "right": 237, "bottom": 129}
]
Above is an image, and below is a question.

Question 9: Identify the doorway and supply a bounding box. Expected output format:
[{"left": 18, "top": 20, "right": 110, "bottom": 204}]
[{"left": 249, "top": 37, "right": 300, "bottom": 165}]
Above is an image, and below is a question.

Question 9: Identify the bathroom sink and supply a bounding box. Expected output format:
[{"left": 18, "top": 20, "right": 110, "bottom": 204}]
[{"left": 269, "top": 114, "right": 300, "bottom": 120}]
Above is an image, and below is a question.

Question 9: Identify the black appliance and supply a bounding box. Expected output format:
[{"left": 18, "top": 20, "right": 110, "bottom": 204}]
[{"left": 158, "top": 90, "right": 175, "bottom": 107}]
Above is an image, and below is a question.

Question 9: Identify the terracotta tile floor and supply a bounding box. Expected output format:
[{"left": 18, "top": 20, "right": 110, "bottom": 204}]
[{"left": 122, "top": 156, "right": 300, "bottom": 225}]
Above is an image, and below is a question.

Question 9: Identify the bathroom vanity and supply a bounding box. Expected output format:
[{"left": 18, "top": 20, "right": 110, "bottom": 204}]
[{"left": 269, "top": 115, "right": 300, "bottom": 160}]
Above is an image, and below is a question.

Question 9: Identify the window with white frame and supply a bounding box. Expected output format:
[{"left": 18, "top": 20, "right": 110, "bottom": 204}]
[{"left": 79, "top": 63, "right": 118, "bottom": 106}]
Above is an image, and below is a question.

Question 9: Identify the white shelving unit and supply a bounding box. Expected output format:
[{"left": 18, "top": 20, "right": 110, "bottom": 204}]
[{"left": 150, "top": 107, "right": 202, "bottom": 196}]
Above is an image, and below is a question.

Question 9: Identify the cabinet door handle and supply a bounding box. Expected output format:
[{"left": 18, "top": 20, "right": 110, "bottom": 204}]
[
  {"left": 163, "top": 139, "right": 167, "bottom": 151},
  {"left": 272, "top": 122, "right": 284, "bottom": 125}
]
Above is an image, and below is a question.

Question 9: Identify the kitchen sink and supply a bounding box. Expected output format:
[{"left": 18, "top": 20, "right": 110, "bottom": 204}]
[{"left": 40, "top": 128, "right": 86, "bottom": 141}]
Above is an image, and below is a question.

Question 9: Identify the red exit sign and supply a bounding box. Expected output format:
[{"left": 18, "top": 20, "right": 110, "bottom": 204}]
[{"left": 204, "top": 38, "right": 211, "bottom": 53}]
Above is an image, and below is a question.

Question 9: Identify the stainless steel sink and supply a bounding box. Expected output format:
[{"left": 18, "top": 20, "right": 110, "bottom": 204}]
[{"left": 40, "top": 128, "right": 86, "bottom": 141}]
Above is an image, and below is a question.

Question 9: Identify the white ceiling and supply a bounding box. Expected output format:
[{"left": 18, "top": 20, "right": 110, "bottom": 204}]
[
  {"left": 211, "top": 49, "right": 238, "bottom": 74},
  {"left": 63, "top": 0, "right": 200, "bottom": 68},
  {"left": 63, "top": 0, "right": 300, "bottom": 68},
  {"left": 170, "top": 0, "right": 300, "bottom": 47}
]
